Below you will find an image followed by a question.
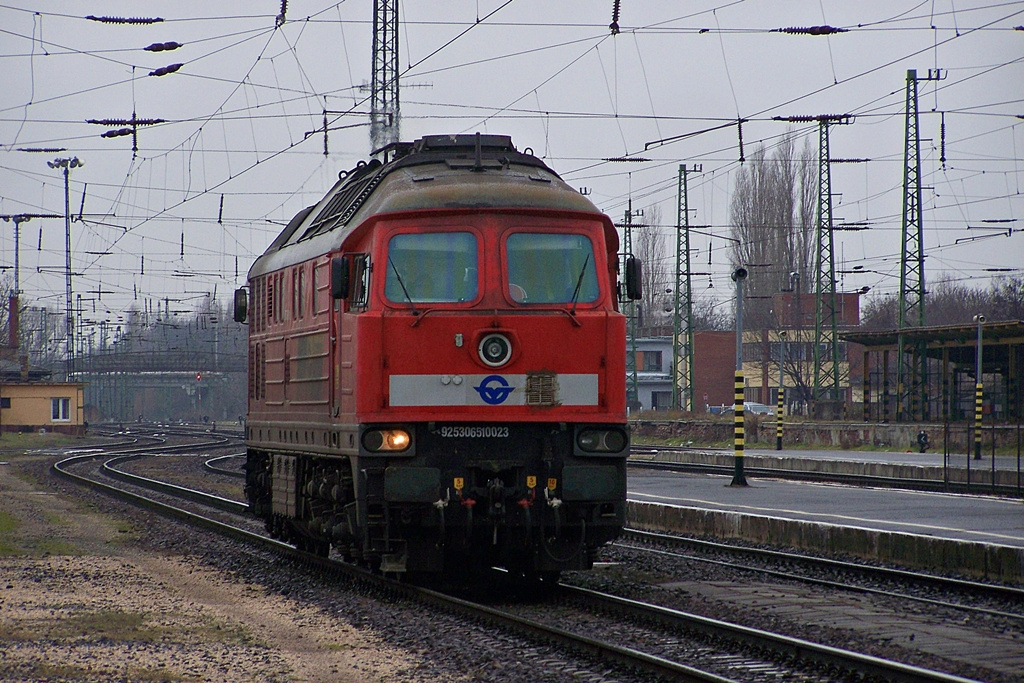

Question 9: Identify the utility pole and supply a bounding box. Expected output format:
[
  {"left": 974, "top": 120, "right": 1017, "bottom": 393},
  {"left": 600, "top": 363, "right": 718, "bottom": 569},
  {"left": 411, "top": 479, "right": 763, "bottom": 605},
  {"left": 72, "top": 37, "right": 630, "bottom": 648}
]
[
  {"left": 811, "top": 115, "right": 852, "bottom": 412},
  {"left": 775, "top": 114, "right": 852, "bottom": 415},
  {"left": 897, "top": 69, "right": 941, "bottom": 421},
  {"left": 620, "top": 202, "right": 642, "bottom": 410},
  {"left": 47, "top": 157, "right": 83, "bottom": 382},
  {"left": 673, "top": 164, "right": 700, "bottom": 411},
  {"left": 371, "top": 0, "right": 400, "bottom": 152}
]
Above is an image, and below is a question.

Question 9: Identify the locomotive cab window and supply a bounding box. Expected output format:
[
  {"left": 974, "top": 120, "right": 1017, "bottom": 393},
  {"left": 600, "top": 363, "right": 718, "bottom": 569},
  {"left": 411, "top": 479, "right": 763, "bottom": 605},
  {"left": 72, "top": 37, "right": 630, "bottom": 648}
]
[
  {"left": 506, "top": 233, "right": 599, "bottom": 304},
  {"left": 385, "top": 232, "right": 477, "bottom": 304}
]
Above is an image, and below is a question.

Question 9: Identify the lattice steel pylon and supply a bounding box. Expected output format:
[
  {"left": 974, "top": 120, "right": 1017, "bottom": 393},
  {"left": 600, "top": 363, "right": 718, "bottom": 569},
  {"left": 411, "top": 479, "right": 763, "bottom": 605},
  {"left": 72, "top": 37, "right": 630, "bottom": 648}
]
[
  {"left": 370, "top": 0, "right": 400, "bottom": 152},
  {"left": 672, "top": 165, "right": 699, "bottom": 411},
  {"left": 811, "top": 116, "right": 852, "bottom": 405},
  {"left": 896, "top": 69, "right": 940, "bottom": 421}
]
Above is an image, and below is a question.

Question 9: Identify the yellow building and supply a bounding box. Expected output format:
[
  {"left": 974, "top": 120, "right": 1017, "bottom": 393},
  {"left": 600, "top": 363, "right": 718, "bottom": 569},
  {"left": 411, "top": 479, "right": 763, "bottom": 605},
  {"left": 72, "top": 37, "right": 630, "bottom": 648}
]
[{"left": 0, "top": 359, "right": 85, "bottom": 435}]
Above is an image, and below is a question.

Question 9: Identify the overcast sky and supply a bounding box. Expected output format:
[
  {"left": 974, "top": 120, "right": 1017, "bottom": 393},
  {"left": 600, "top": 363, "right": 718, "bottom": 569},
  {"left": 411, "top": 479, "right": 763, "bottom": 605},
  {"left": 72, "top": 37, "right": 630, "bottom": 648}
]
[{"left": 1, "top": 1, "right": 1021, "bottom": 332}]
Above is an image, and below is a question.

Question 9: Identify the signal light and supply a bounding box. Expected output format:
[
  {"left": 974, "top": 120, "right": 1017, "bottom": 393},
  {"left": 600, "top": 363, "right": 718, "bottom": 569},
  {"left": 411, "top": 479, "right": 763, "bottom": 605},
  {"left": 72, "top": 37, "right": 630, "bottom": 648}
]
[
  {"left": 577, "top": 428, "right": 627, "bottom": 453},
  {"left": 196, "top": 373, "right": 202, "bottom": 382},
  {"left": 362, "top": 428, "right": 412, "bottom": 453}
]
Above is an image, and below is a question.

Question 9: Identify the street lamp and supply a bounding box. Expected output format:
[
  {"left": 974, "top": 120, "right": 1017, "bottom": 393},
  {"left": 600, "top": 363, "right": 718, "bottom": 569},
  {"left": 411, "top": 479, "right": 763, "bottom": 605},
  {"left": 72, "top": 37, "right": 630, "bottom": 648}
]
[
  {"left": 973, "top": 314, "right": 985, "bottom": 460},
  {"left": 731, "top": 267, "right": 748, "bottom": 486},
  {"left": 47, "top": 156, "right": 83, "bottom": 381}
]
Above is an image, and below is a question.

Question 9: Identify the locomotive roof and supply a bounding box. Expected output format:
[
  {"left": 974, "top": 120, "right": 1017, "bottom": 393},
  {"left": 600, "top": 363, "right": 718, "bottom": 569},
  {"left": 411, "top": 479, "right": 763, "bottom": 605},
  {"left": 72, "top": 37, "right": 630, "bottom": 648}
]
[{"left": 248, "top": 134, "right": 610, "bottom": 278}]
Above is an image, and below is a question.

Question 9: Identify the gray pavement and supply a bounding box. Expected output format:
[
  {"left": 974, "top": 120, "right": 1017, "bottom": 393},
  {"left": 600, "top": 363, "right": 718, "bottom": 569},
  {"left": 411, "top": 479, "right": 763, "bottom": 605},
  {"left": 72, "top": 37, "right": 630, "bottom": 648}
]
[{"left": 627, "top": 467, "right": 1024, "bottom": 550}]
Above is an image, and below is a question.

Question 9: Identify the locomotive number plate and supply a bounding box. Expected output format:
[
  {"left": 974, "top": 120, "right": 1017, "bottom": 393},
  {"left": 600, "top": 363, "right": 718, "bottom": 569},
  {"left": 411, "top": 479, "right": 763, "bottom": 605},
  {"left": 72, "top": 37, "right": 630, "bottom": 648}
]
[{"left": 436, "top": 426, "right": 510, "bottom": 438}]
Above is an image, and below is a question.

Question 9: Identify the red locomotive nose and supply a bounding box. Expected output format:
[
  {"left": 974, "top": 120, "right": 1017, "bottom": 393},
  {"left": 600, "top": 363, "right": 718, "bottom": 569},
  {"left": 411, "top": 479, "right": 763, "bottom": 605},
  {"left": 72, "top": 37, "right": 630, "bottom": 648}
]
[{"left": 241, "top": 134, "right": 630, "bottom": 577}]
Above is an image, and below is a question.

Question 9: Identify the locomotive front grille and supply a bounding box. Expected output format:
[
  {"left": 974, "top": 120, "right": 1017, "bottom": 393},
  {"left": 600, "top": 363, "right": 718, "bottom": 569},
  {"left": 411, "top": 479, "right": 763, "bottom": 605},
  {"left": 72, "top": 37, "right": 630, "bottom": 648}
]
[{"left": 525, "top": 372, "right": 558, "bottom": 406}]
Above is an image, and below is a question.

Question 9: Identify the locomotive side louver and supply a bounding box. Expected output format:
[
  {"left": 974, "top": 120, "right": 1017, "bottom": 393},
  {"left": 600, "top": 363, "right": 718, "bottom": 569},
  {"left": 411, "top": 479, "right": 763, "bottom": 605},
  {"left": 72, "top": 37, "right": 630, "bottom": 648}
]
[{"left": 525, "top": 372, "right": 559, "bottom": 406}]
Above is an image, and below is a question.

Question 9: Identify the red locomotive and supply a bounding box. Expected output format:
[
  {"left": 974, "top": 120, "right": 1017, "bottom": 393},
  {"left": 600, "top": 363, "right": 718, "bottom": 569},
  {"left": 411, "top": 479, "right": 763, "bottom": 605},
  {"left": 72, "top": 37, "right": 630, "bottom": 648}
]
[{"left": 235, "top": 134, "right": 641, "bottom": 580}]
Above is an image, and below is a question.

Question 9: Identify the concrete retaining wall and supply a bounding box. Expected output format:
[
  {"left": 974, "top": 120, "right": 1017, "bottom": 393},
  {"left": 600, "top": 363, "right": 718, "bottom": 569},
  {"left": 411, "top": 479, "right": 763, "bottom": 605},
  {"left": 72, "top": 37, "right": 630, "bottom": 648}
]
[
  {"left": 627, "top": 501, "right": 1024, "bottom": 585},
  {"left": 647, "top": 449, "right": 1023, "bottom": 488}
]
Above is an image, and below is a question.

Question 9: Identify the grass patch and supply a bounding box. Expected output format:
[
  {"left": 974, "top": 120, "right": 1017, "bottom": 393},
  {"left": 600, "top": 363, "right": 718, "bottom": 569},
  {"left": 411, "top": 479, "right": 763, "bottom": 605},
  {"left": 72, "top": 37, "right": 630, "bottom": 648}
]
[
  {"left": 34, "top": 538, "right": 80, "bottom": 555},
  {"left": 11, "top": 660, "right": 189, "bottom": 682},
  {"left": 0, "top": 512, "right": 22, "bottom": 555},
  {"left": 0, "top": 432, "right": 109, "bottom": 457},
  {"left": 0, "top": 511, "right": 19, "bottom": 534},
  {"left": 0, "top": 609, "right": 254, "bottom": 646},
  {"left": 41, "top": 510, "right": 72, "bottom": 526}
]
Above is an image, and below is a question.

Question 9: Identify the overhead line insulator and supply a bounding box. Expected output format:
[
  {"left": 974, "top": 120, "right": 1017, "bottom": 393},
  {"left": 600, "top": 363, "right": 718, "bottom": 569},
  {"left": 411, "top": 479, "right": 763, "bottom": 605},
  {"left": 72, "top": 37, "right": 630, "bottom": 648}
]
[
  {"left": 774, "top": 114, "right": 853, "bottom": 124},
  {"left": 144, "top": 42, "right": 183, "bottom": 52},
  {"left": 86, "top": 16, "right": 164, "bottom": 24},
  {"left": 771, "top": 25, "right": 848, "bottom": 35},
  {"left": 87, "top": 118, "right": 164, "bottom": 126},
  {"left": 101, "top": 128, "right": 132, "bottom": 138},
  {"left": 149, "top": 63, "right": 183, "bottom": 77}
]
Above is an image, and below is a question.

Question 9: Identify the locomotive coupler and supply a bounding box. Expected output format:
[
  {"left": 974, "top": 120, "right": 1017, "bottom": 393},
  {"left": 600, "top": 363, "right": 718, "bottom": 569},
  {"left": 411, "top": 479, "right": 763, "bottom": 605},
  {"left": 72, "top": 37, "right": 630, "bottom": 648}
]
[{"left": 486, "top": 479, "right": 508, "bottom": 545}]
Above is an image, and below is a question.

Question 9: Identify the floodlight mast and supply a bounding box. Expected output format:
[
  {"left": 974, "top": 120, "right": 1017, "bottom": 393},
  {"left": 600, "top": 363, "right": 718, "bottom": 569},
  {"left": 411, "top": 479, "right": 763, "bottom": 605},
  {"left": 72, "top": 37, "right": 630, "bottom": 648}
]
[{"left": 47, "top": 157, "right": 83, "bottom": 381}]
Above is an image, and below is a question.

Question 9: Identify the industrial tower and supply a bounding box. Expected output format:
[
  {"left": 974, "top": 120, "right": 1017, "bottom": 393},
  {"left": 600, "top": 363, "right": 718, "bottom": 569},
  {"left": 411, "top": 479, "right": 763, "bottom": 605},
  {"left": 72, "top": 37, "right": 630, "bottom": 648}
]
[
  {"left": 672, "top": 165, "right": 699, "bottom": 412},
  {"left": 371, "top": 0, "right": 400, "bottom": 152},
  {"left": 811, "top": 115, "right": 852, "bottom": 407},
  {"left": 896, "top": 69, "right": 941, "bottom": 420}
]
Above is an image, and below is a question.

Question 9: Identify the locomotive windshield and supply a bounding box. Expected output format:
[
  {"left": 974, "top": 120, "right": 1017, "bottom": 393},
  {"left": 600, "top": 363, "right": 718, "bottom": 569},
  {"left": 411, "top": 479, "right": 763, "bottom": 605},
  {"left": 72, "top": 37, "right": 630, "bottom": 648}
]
[
  {"left": 385, "top": 232, "right": 478, "bottom": 303},
  {"left": 506, "top": 233, "right": 599, "bottom": 304}
]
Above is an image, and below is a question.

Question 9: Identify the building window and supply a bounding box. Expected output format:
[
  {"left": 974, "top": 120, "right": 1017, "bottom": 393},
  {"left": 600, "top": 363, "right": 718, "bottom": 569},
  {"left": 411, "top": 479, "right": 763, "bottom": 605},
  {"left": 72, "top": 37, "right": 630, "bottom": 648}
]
[
  {"left": 651, "top": 391, "right": 673, "bottom": 410},
  {"left": 0, "top": 397, "right": 10, "bottom": 409},
  {"left": 642, "top": 351, "right": 663, "bottom": 372},
  {"left": 51, "top": 397, "right": 71, "bottom": 422}
]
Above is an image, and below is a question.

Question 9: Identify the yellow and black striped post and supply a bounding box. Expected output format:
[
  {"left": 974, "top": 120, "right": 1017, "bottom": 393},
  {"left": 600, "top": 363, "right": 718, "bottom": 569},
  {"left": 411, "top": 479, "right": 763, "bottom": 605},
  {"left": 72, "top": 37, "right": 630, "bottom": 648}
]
[
  {"left": 731, "top": 370, "right": 748, "bottom": 486},
  {"left": 974, "top": 381, "right": 983, "bottom": 460},
  {"left": 775, "top": 386, "right": 784, "bottom": 451},
  {"left": 974, "top": 315, "right": 984, "bottom": 460}
]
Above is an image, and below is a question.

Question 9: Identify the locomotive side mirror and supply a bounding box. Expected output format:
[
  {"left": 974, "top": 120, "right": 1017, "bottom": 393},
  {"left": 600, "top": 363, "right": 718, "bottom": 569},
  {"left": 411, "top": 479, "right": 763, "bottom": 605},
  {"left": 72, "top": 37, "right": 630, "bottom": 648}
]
[
  {"left": 331, "top": 256, "right": 350, "bottom": 299},
  {"left": 624, "top": 255, "right": 643, "bottom": 301},
  {"left": 232, "top": 287, "right": 248, "bottom": 323}
]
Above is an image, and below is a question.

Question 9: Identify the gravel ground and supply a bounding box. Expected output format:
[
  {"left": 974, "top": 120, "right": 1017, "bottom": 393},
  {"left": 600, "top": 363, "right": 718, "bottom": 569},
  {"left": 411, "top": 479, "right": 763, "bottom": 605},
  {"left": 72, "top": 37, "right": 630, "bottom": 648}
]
[
  {"left": 0, "top": 440, "right": 639, "bottom": 683},
  {"left": 10, "top": 436, "right": 1017, "bottom": 683},
  {"left": 0, "top": 447, "right": 426, "bottom": 682}
]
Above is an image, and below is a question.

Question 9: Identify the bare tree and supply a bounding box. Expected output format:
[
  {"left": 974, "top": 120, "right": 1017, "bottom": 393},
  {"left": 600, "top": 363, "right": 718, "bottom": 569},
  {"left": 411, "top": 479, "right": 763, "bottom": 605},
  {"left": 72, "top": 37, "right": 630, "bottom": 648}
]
[
  {"left": 692, "top": 295, "right": 731, "bottom": 331},
  {"left": 729, "top": 134, "right": 817, "bottom": 329},
  {"left": 861, "top": 277, "right": 992, "bottom": 330},
  {"left": 633, "top": 204, "right": 672, "bottom": 328},
  {"left": 991, "top": 275, "right": 1024, "bottom": 320}
]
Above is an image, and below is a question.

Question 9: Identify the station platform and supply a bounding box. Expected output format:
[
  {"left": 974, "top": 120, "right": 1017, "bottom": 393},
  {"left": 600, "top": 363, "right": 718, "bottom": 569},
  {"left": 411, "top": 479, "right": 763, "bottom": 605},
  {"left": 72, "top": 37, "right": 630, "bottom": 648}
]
[{"left": 625, "top": 454, "right": 1024, "bottom": 585}]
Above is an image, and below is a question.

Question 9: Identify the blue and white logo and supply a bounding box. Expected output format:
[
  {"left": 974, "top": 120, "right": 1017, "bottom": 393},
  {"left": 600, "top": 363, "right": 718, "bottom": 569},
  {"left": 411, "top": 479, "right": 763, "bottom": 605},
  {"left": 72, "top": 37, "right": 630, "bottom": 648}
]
[{"left": 474, "top": 375, "right": 515, "bottom": 405}]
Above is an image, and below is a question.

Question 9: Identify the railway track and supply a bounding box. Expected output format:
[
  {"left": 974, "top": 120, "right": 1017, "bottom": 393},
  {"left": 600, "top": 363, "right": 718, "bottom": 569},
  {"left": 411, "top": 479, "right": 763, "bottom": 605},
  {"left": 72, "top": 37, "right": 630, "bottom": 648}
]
[
  {"left": 620, "top": 528, "right": 1024, "bottom": 620},
  {"left": 51, "top": 439, "right": 990, "bottom": 683}
]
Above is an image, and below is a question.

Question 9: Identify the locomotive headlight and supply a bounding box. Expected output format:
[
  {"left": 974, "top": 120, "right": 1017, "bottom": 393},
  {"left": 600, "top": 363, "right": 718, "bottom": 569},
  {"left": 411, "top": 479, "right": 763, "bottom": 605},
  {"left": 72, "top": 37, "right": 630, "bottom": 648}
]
[
  {"left": 363, "top": 428, "right": 412, "bottom": 452},
  {"left": 478, "top": 333, "right": 512, "bottom": 367},
  {"left": 577, "top": 428, "right": 627, "bottom": 453}
]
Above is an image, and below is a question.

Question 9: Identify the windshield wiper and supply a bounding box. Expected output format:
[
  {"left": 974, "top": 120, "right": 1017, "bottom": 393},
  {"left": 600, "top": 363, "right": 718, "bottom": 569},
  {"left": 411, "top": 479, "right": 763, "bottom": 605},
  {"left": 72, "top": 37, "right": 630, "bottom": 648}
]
[
  {"left": 388, "top": 256, "right": 418, "bottom": 315},
  {"left": 569, "top": 253, "right": 591, "bottom": 316}
]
